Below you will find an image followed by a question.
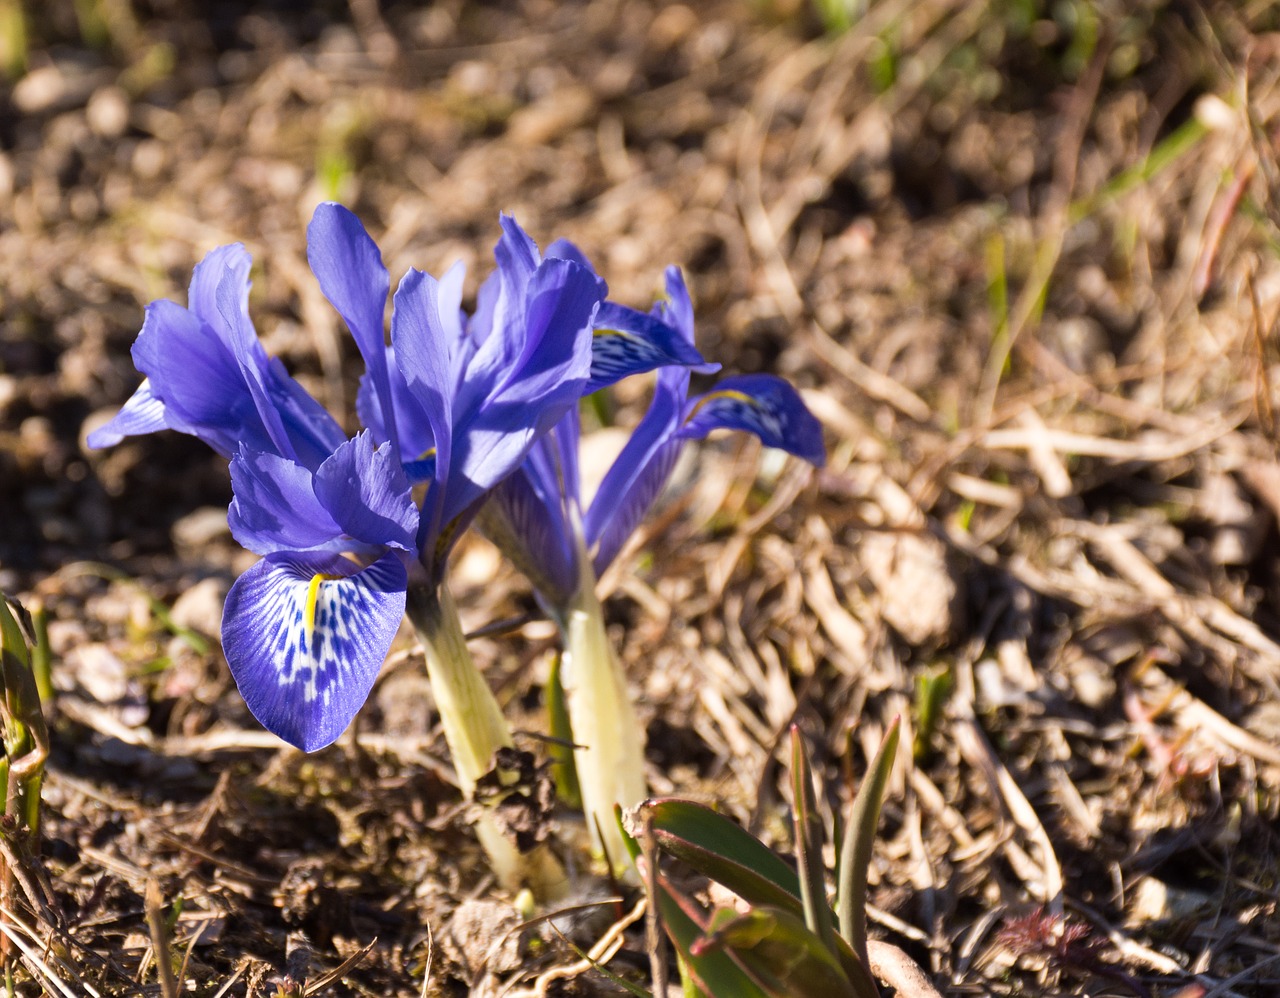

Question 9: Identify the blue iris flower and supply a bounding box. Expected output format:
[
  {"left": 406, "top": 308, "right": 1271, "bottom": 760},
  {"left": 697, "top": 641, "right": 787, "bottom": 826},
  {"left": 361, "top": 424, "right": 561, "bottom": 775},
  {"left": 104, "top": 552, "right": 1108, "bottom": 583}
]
[
  {"left": 480, "top": 266, "right": 823, "bottom": 872},
  {"left": 484, "top": 266, "right": 827, "bottom": 617},
  {"left": 91, "top": 203, "right": 684, "bottom": 752},
  {"left": 348, "top": 222, "right": 712, "bottom": 582}
]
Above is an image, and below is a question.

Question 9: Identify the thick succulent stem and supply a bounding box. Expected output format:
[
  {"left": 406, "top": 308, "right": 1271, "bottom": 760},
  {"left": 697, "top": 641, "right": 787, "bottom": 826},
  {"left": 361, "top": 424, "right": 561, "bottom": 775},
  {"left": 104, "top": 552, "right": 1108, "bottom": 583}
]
[
  {"left": 561, "top": 560, "right": 648, "bottom": 877},
  {"left": 406, "top": 582, "right": 565, "bottom": 897}
]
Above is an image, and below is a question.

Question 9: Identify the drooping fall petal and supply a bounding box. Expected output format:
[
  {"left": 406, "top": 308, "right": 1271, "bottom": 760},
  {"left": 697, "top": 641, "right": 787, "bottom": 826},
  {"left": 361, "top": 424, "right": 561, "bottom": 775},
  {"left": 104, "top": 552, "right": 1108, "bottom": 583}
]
[
  {"left": 222, "top": 551, "right": 407, "bottom": 752},
  {"left": 679, "top": 373, "right": 826, "bottom": 466}
]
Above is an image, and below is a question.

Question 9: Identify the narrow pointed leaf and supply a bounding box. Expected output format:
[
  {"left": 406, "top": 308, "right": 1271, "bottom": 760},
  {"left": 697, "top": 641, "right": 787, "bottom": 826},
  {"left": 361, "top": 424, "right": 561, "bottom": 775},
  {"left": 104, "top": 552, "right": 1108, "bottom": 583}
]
[
  {"left": 546, "top": 653, "right": 582, "bottom": 808},
  {"left": 641, "top": 799, "right": 803, "bottom": 914},
  {"left": 836, "top": 716, "right": 900, "bottom": 978},
  {"left": 556, "top": 937, "right": 654, "bottom": 998},
  {"left": 790, "top": 726, "right": 838, "bottom": 954}
]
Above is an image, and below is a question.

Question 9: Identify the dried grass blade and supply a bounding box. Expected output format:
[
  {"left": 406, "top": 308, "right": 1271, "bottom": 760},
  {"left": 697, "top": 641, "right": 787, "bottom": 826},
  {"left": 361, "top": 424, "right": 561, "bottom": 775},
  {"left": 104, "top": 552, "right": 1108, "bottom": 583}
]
[
  {"left": 954, "top": 718, "right": 1064, "bottom": 917},
  {"left": 0, "top": 917, "right": 78, "bottom": 998},
  {"left": 300, "top": 937, "right": 377, "bottom": 995},
  {"left": 1157, "top": 670, "right": 1280, "bottom": 766},
  {"left": 144, "top": 879, "right": 178, "bottom": 998}
]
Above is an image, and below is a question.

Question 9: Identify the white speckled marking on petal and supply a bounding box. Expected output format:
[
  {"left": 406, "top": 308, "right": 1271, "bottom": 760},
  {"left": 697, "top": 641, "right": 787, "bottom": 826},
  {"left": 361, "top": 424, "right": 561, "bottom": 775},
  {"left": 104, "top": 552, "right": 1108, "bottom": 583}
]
[
  {"left": 588, "top": 328, "right": 673, "bottom": 388},
  {"left": 222, "top": 550, "right": 407, "bottom": 751}
]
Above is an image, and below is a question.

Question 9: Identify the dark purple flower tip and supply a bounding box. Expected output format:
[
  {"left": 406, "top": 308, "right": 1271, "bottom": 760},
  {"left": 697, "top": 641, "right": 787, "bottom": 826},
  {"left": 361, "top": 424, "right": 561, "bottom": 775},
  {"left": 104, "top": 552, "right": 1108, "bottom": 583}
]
[{"left": 680, "top": 373, "right": 826, "bottom": 467}]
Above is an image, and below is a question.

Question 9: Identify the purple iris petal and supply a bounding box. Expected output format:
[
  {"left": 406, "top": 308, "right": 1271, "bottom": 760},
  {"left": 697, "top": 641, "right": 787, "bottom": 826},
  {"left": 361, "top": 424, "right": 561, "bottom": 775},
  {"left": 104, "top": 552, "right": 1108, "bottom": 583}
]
[
  {"left": 89, "top": 298, "right": 262, "bottom": 456},
  {"left": 390, "top": 268, "right": 458, "bottom": 500},
  {"left": 583, "top": 367, "right": 689, "bottom": 577},
  {"left": 229, "top": 433, "right": 418, "bottom": 556},
  {"left": 307, "top": 203, "right": 399, "bottom": 457},
  {"left": 188, "top": 244, "right": 255, "bottom": 350},
  {"left": 678, "top": 373, "right": 826, "bottom": 466},
  {"left": 568, "top": 262, "right": 717, "bottom": 394},
  {"left": 552, "top": 405, "right": 582, "bottom": 505},
  {"left": 229, "top": 447, "right": 342, "bottom": 555},
  {"left": 222, "top": 550, "right": 407, "bottom": 752},
  {"left": 87, "top": 244, "right": 344, "bottom": 468},
  {"left": 212, "top": 268, "right": 300, "bottom": 461},
  {"left": 544, "top": 238, "right": 593, "bottom": 269},
  {"left": 312, "top": 432, "right": 418, "bottom": 553},
  {"left": 356, "top": 347, "right": 434, "bottom": 473},
  {"left": 481, "top": 407, "right": 584, "bottom": 610},
  {"left": 480, "top": 451, "right": 578, "bottom": 610},
  {"left": 442, "top": 257, "right": 599, "bottom": 525},
  {"left": 466, "top": 215, "right": 544, "bottom": 364},
  {"left": 586, "top": 301, "right": 717, "bottom": 393},
  {"left": 657, "top": 266, "right": 697, "bottom": 345},
  {"left": 86, "top": 378, "right": 174, "bottom": 449},
  {"left": 260, "top": 356, "right": 351, "bottom": 470}
]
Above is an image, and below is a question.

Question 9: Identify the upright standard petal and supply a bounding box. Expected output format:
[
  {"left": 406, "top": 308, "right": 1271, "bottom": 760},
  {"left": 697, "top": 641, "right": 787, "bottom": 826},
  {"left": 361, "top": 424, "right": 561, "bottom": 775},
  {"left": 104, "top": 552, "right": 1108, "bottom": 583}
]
[
  {"left": 468, "top": 214, "right": 544, "bottom": 355},
  {"left": 679, "top": 373, "right": 826, "bottom": 466},
  {"left": 261, "top": 357, "right": 349, "bottom": 470},
  {"left": 222, "top": 551, "right": 407, "bottom": 752},
  {"left": 656, "top": 266, "right": 697, "bottom": 345},
  {"left": 442, "top": 257, "right": 600, "bottom": 526},
  {"left": 391, "top": 268, "right": 458, "bottom": 495},
  {"left": 307, "top": 203, "right": 399, "bottom": 457},
  {"left": 102, "top": 298, "right": 265, "bottom": 457},
  {"left": 187, "top": 244, "right": 255, "bottom": 353},
  {"left": 88, "top": 243, "right": 345, "bottom": 467}
]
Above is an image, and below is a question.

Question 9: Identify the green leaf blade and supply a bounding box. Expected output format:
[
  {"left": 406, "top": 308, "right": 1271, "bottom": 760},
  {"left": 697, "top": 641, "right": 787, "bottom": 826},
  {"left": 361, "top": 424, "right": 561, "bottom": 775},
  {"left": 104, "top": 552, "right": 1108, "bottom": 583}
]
[
  {"left": 836, "top": 717, "right": 900, "bottom": 978},
  {"left": 656, "top": 876, "right": 774, "bottom": 998},
  {"left": 790, "top": 726, "right": 838, "bottom": 953},
  {"left": 696, "top": 905, "right": 859, "bottom": 998},
  {"left": 642, "top": 799, "right": 804, "bottom": 914}
]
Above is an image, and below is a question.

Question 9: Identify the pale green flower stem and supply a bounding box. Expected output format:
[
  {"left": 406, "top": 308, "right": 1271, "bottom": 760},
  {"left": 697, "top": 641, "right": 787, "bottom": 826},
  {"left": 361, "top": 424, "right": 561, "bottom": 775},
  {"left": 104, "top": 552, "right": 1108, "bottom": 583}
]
[
  {"left": 406, "top": 582, "right": 566, "bottom": 898},
  {"left": 560, "top": 559, "right": 648, "bottom": 877}
]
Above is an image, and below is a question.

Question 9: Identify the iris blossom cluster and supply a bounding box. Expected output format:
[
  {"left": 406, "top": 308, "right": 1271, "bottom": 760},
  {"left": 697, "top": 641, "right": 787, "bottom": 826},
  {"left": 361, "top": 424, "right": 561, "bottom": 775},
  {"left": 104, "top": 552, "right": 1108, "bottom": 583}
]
[
  {"left": 90, "top": 205, "right": 700, "bottom": 754},
  {"left": 482, "top": 267, "right": 825, "bottom": 867},
  {"left": 91, "top": 203, "right": 824, "bottom": 887},
  {"left": 486, "top": 267, "right": 824, "bottom": 613}
]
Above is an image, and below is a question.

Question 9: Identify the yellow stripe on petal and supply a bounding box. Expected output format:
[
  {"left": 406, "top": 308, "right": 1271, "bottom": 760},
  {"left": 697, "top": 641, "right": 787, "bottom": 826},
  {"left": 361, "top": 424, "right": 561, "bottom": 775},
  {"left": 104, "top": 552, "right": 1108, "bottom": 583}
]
[
  {"left": 303, "top": 573, "right": 342, "bottom": 646},
  {"left": 682, "top": 388, "right": 755, "bottom": 423}
]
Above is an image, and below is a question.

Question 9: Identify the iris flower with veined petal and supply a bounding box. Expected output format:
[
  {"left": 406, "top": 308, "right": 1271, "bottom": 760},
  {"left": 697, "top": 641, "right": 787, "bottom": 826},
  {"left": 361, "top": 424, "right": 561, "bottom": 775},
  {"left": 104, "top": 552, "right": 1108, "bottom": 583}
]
[
  {"left": 481, "top": 265, "right": 824, "bottom": 872},
  {"left": 353, "top": 225, "right": 715, "bottom": 578},
  {"left": 90, "top": 203, "right": 624, "bottom": 753},
  {"left": 485, "top": 265, "right": 826, "bottom": 617}
]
